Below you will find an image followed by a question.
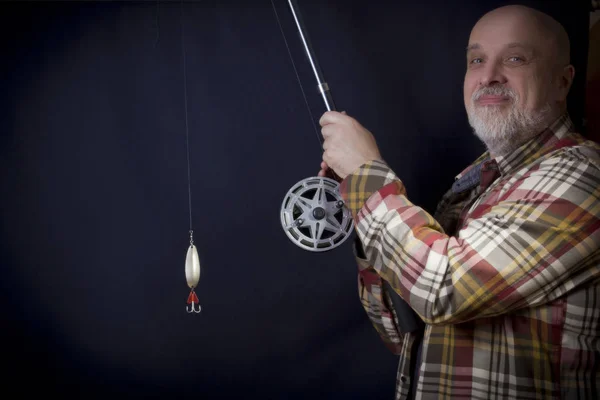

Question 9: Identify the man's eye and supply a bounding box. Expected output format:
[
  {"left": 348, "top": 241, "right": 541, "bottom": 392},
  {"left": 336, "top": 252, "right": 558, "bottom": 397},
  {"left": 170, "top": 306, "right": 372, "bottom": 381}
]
[
  {"left": 508, "top": 56, "right": 524, "bottom": 62},
  {"left": 470, "top": 58, "right": 483, "bottom": 64}
]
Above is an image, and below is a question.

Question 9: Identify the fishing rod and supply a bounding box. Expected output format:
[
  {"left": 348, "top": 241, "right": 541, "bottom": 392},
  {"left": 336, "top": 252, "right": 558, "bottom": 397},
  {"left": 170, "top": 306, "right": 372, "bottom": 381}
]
[{"left": 275, "top": 0, "right": 354, "bottom": 252}]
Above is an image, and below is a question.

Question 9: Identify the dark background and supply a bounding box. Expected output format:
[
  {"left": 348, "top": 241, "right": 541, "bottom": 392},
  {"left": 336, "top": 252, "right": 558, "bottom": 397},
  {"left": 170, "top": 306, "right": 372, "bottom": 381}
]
[{"left": 0, "top": 0, "right": 590, "bottom": 399}]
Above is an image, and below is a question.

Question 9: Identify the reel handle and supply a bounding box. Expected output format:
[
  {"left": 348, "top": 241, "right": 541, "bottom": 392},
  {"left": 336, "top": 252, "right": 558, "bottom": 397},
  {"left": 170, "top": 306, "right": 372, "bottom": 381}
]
[{"left": 325, "top": 168, "right": 342, "bottom": 182}]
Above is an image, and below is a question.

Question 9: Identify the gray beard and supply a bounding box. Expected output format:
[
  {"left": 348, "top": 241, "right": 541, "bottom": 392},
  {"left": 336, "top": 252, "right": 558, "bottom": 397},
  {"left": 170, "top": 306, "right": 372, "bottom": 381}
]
[{"left": 466, "top": 88, "right": 552, "bottom": 157}]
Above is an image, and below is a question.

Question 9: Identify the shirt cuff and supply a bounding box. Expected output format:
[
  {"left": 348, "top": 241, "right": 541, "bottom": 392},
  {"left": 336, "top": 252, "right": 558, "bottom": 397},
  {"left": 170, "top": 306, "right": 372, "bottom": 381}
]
[{"left": 339, "top": 159, "right": 407, "bottom": 218}]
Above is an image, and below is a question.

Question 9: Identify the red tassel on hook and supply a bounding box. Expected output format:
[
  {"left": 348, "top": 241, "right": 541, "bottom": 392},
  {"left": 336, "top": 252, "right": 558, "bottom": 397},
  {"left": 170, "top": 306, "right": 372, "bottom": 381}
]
[{"left": 187, "top": 289, "right": 199, "bottom": 305}]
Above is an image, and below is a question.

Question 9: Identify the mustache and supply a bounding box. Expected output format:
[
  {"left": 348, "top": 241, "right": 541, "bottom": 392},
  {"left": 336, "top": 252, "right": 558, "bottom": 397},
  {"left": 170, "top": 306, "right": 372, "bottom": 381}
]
[{"left": 472, "top": 85, "right": 516, "bottom": 102}]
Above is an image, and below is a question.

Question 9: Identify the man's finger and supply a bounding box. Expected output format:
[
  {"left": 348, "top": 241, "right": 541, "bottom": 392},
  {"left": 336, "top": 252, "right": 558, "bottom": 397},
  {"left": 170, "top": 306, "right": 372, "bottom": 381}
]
[
  {"left": 319, "top": 110, "right": 345, "bottom": 127},
  {"left": 321, "top": 124, "right": 335, "bottom": 138}
]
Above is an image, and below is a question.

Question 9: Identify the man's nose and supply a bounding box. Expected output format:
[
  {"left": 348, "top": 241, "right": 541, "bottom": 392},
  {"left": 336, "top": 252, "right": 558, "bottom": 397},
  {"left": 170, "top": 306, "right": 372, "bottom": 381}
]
[{"left": 479, "top": 62, "right": 507, "bottom": 86}]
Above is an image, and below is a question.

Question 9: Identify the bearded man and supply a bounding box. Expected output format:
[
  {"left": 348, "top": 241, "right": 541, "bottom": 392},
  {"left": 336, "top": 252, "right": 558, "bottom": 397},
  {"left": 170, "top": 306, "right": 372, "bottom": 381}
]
[{"left": 318, "top": 4, "right": 600, "bottom": 400}]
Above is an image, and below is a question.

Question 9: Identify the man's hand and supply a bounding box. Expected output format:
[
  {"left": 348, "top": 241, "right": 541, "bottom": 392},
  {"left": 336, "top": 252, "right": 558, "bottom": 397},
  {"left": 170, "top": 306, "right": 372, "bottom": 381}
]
[{"left": 318, "top": 111, "right": 382, "bottom": 179}]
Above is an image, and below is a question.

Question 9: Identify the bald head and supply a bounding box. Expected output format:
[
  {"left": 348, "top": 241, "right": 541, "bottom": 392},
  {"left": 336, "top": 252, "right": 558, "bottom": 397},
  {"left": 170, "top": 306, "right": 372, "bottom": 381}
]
[{"left": 473, "top": 5, "right": 570, "bottom": 68}]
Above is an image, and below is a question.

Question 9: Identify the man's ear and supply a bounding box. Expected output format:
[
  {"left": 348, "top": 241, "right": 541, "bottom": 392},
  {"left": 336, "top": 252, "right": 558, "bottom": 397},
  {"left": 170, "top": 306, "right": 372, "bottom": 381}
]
[{"left": 557, "top": 64, "right": 575, "bottom": 100}]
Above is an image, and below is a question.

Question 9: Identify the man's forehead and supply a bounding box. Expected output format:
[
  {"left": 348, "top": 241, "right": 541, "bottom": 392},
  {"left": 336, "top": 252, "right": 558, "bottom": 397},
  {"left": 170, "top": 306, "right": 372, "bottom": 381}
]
[{"left": 466, "top": 42, "right": 536, "bottom": 52}]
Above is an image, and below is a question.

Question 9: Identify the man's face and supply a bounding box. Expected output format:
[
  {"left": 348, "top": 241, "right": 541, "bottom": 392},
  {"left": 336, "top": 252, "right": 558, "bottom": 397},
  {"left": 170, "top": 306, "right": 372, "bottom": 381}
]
[{"left": 463, "top": 11, "right": 558, "bottom": 155}]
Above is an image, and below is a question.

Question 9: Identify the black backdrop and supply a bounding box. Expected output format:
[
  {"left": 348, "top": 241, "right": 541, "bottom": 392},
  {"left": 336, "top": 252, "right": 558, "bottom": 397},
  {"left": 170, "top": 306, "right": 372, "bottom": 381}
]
[{"left": 0, "top": 1, "right": 589, "bottom": 399}]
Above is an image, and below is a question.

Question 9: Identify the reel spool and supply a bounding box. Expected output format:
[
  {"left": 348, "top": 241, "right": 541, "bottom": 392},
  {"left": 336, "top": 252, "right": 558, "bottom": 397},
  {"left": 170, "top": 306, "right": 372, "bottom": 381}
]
[{"left": 280, "top": 176, "right": 354, "bottom": 252}]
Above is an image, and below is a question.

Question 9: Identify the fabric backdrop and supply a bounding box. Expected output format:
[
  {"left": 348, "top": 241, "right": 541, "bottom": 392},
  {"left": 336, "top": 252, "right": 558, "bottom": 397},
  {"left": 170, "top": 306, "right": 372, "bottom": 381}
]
[{"left": 0, "top": 0, "right": 589, "bottom": 399}]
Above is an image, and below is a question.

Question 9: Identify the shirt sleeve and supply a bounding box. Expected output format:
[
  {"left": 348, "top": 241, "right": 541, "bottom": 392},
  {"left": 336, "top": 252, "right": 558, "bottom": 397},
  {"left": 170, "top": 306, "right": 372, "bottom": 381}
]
[{"left": 340, "top": 156, "right": 600, "bottom": 325}]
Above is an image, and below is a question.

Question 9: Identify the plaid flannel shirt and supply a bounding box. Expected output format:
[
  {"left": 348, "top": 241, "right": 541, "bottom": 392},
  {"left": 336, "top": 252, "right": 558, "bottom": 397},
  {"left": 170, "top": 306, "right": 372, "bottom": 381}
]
[{"left": 340, "top": 114, "right": 600, "bottom": 399}]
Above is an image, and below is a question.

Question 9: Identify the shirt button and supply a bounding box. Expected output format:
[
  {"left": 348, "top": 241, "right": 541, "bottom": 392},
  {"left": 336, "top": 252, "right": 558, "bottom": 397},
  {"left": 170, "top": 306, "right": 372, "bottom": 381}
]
[{"left": 400, "top": 375, "right": 407, "bottom": 383}]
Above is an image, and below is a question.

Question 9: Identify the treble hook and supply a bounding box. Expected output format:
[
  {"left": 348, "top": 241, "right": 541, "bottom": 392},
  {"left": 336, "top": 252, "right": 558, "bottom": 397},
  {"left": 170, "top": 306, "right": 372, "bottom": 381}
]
[
  {"left": 186, "top": 288, "right": 201, "bottom": 313},
  {"left": 186, "top": 301, "right": 201, "bottom": 313}
]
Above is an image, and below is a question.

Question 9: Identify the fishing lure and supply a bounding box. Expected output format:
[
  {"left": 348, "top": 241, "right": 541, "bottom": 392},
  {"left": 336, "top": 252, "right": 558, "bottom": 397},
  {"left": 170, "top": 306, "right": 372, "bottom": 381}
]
[{"left": 185, "top": 231, "right": 201, "bottom": 313}]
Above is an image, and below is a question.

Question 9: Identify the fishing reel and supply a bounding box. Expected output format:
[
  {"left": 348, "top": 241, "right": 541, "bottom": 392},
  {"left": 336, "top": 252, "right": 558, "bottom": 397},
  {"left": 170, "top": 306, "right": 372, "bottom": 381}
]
[{"left": 280, "top": 175, "right": 354, "bottom": 252}]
